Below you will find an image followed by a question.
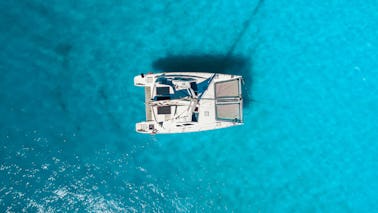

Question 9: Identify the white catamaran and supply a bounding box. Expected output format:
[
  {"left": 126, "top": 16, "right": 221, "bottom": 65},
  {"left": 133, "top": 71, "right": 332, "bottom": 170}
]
[{"left": 134, "top": 72, "right": 243, "bottom": 134}]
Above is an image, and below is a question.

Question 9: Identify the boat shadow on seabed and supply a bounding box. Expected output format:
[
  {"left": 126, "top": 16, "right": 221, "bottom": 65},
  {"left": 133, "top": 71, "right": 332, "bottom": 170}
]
[
  {"left": 150, "top": 0, "right": 265, "bottom": 108},
  {"left": 151, "top": 54, "right": 254, "bottom": 108}
]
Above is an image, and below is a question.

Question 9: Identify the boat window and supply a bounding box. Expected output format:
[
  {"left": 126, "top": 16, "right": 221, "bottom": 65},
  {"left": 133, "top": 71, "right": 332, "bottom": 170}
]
[
  {"left": 192, "top": 112, "right": 199, "bottom": 122},
  {"left": 149, "top": 124, "right": 154, "bottom": 130},
  {"left": 156, "top": 96, "right": 170, "bottom": 101},
  {"left": 183, "top": 123, "right": 193, "bottom": 126},
  {"left": 157, "top": 106, "right": 171, "bottom": 114},
  {"left": 156, "top": 87, "right": 170, "bottom": 95}
]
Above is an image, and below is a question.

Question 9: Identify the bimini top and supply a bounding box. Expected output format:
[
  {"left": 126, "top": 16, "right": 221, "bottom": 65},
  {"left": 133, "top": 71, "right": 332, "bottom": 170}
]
[{"left": 134, "top": 72, "right": 243, "bottom": 134}]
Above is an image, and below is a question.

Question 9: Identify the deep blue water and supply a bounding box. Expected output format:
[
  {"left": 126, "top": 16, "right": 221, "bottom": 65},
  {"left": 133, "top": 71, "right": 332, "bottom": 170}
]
[{"left": 1, "top": 0, "right": 378, "bottom": 212}]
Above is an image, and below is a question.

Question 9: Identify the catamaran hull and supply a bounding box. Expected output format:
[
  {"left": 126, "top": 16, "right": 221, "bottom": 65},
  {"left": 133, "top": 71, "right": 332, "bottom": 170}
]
[{"left": 134, "top": 72, "right": 243, "bottom": 134}]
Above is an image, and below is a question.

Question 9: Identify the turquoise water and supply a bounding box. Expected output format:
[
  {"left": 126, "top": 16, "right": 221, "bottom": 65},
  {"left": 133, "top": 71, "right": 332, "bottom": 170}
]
[{"left": 1, "top": 0, "right": 378, "bottom": 212}]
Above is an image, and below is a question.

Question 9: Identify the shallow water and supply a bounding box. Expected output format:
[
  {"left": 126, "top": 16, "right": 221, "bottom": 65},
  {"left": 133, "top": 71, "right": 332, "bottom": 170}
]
[{"left": 1, "top": 0, "right": 378, "bottom": 212}]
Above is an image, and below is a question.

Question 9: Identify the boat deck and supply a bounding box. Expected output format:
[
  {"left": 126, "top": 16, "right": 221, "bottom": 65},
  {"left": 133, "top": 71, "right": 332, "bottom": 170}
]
[{"left": 134, "top": 72, "right": 243, "bottom": 134}]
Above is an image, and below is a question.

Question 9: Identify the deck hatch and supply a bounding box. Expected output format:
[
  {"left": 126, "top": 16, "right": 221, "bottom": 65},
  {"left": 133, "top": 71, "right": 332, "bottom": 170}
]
[
  {"left": 157, "top": 106, "right": 171, "bottom": 114},
  {"left": 156, "top": 87, "right": 170, "bottom": 95}
]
